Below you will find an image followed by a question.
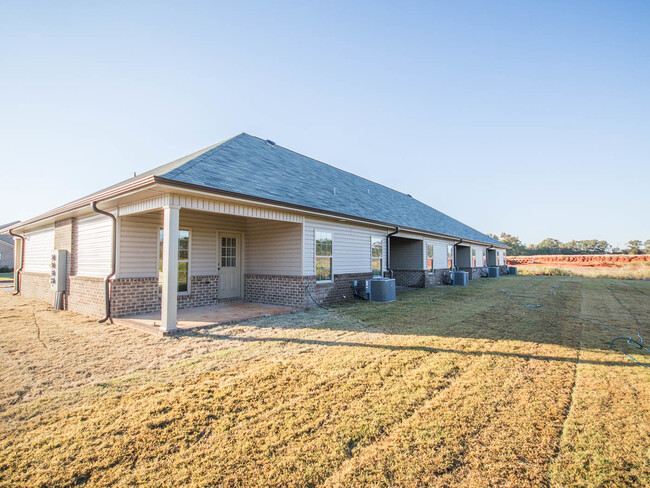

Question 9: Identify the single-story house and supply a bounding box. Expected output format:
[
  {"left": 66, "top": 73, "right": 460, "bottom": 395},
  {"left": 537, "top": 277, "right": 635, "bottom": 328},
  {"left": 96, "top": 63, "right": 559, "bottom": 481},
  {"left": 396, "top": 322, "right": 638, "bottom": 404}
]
[
  {"left": 0, "top": 221, "right": 19, "bottom": 270},
  {"left": 5, "top": 133, "right": 508, "bottom": 331}
]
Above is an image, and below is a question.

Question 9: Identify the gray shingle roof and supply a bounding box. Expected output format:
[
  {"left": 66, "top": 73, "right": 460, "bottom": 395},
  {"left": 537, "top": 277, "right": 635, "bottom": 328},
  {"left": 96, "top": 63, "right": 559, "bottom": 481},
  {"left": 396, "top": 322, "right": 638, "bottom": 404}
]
[{"left": 157, "top": 133, "right": 501, "bottom": 246}]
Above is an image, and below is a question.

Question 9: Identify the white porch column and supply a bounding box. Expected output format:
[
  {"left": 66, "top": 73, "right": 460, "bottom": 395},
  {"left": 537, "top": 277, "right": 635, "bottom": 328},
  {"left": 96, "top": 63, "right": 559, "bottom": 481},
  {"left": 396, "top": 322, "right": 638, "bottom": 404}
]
[{"left": 161, "top": 205, "right": 180, "bottom": 331}]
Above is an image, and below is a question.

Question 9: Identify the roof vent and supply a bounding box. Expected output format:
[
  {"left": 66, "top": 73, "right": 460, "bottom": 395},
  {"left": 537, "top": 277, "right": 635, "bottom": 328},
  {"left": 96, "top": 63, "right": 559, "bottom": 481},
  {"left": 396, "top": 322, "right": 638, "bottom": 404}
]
[{"left": 265, "top": 139, "right": 276, "bottom": 146}]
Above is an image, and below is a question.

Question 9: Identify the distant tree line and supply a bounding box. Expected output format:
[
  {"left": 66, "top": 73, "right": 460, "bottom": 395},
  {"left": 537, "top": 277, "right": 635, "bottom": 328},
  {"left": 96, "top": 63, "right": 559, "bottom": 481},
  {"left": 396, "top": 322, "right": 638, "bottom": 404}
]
[{"left": 487, "top": 233, "right": 650, "bottom": 256}]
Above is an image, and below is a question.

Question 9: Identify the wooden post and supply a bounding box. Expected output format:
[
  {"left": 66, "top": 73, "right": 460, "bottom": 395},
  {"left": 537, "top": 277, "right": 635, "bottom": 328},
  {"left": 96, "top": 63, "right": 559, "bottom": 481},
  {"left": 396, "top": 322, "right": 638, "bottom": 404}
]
[{"left": 161, "top": 205, "right": 179, "bottom": 331}]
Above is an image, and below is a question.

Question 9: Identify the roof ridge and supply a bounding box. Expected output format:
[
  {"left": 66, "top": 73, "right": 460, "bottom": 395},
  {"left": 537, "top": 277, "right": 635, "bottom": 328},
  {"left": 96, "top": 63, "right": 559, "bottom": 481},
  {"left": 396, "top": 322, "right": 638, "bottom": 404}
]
[
  {"left": 243, "top": 134, "right": 490, "bottom": 239},
  {"left": 245, "top": 133, "right": 420, "bottom": 201}
]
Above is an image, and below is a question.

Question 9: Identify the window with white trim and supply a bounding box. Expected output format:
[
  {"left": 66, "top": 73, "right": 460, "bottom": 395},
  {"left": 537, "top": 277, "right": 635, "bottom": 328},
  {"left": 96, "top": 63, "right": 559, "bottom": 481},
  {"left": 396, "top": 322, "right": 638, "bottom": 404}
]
[
  {"left": 447, "top": 245, "right": 453, "bottom": 268},
  {"left": 371, "top": 236, "right": 383, "bottom": 277},
  {"left": 158, "top": 228, "right": 190, "bottom": 293},
  {"left": 472, "top": 248, "right": 477, "bottom": 268},
  {"left": 426, "top": 244, "right": 434, "bottom": 271},
  {"left": 315, "top": 231, "right": 332, "bottom": 282},
  {"left": 482, "top": 249, "right": 487, "bottom": 267}
]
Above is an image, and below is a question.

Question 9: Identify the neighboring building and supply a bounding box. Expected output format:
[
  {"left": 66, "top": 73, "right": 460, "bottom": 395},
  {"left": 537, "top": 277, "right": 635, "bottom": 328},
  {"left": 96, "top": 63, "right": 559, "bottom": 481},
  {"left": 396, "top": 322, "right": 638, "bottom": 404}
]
[
  {"left": 0, "top": 221, "right": 19, "bottom": 270},
  {"left": 4, "top": 133, "right": 508, "bottom": 330}
]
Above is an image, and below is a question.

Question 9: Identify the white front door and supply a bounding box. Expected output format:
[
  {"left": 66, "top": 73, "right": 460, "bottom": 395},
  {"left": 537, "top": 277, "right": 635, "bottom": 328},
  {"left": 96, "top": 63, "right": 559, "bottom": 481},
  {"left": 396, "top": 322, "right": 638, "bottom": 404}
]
[{"left": 218, "top": 233, "right": 242, "bottom": 298}]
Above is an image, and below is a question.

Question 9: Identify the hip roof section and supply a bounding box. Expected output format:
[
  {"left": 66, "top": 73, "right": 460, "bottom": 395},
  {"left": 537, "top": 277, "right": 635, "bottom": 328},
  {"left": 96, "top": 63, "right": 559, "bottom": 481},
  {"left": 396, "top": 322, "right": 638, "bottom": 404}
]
[{"left": 159, "top": 133, "right": 502, "bottom": 246}]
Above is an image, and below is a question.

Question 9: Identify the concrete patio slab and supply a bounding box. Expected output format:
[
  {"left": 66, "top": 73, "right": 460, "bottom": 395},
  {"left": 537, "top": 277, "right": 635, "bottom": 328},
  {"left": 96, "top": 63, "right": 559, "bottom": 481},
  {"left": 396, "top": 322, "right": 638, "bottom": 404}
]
[{"left": 113, "top": 301, "right": 294, "bottom": 336}]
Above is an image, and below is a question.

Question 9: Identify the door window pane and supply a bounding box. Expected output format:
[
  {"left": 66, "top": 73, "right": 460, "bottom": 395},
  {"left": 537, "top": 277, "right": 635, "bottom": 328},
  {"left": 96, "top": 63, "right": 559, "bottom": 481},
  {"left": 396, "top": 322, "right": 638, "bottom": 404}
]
[{"left": 221, "top": 237, "right": 237, "bottom": 267}]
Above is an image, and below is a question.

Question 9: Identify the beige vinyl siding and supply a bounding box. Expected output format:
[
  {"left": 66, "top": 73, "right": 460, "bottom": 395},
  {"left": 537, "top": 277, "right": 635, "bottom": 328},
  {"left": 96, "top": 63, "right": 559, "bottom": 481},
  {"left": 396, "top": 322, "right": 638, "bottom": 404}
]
[
  {"left": 76, "top": 215, "right": 112, "bottom": 277},
  {"left": 23, "top": 226, "right": 54, "bottom": 273},
  {"left": 472, "top": 244, "right": 487, "bottom": 267},
  {"left": 118, "top": 214, "right": 159, "bottom": 278},
  {"left": 118, "top": 209, "right": 247, "bottom": 279},
  {"left": 303, "top": 218, "right": 387, "bottom": 276},
  {"left": 246, "top": 220, "right": 302, "bottom": 275},
  {"left": 184, "top": 212, "right": 245, "bottom": 276},
  {"left": 423, "top": 238, "right": 455, "bottom": 270}
]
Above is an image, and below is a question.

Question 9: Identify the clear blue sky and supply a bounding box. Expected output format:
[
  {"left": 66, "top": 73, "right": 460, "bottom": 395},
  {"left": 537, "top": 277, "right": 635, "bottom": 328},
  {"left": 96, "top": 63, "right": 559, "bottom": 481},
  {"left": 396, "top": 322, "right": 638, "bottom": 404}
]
[{"left": 1, "top": 1, "right": 648, "bottom": 247}]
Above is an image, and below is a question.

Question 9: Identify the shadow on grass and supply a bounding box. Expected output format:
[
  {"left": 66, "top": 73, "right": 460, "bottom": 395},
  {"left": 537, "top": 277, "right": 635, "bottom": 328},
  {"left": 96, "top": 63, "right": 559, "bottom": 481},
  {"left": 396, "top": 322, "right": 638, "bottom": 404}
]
[
  {"left": 193, "top": 331, "right": 639, "bottom": 368},
  {"left": 174, "top": 276, "right": 650, "bottom": 366}
]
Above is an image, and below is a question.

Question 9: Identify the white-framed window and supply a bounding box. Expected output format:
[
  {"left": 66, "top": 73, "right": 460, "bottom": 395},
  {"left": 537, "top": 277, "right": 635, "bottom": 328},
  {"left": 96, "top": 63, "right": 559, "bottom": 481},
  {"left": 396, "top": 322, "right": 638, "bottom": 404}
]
[
  {"left": 472, "top": 248, "right": 477, "bottom": 268},
  {"left": 371, "top": 236, "right": 383, "bottom": 277},
  {"left": 447, "top": 245, "right": 453, "bottom": 269},
  {"left": 158, "top": 228, "right": 190, "bottom": 293},
  {"left": 482, "top": 249, "right": 487, "bottom": 267},
  {"left": 315, "top": 231, "right": 332, "bottom": 282},
  {"left": 426, "top": 243, "right": 434, "bottom": 271}
]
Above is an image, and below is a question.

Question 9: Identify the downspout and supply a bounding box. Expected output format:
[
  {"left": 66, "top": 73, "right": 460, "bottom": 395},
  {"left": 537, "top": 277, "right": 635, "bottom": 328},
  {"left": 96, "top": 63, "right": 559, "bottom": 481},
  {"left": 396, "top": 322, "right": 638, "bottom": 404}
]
[
  {"left": 90, "top": 202, "right": 116, "bottom": 324},
  {"left": 386, "top": 226, "right": 400, "bottom": 279},
  {"left": 453, "top": 238, "right": 463, "bottom": 270},
  {"left": 8, "top": 228, "right": 24, "bottom": 296}
]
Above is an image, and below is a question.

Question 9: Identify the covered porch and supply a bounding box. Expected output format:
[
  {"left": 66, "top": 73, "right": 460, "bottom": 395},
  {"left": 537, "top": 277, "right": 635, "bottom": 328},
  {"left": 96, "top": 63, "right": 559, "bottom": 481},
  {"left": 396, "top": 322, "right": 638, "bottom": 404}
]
[
  {"left": 114, "top": 301, "right": 294, "bottom": 336},
  {"left": 112, "top": 193, "right": 304, "bottom": 333}
]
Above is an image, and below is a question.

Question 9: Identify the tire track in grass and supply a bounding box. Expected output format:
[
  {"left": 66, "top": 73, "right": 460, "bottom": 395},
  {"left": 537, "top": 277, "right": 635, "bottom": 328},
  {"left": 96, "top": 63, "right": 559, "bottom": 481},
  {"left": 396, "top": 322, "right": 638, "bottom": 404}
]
[
  {"left": 322, "top": 278, "right": 582, "bottom": 487},
  {"left": 422, "top": 282, "right": 582, "bottom": 487},
  {"left": 549, "top": 279, "right": 650, "bottom": 487}
]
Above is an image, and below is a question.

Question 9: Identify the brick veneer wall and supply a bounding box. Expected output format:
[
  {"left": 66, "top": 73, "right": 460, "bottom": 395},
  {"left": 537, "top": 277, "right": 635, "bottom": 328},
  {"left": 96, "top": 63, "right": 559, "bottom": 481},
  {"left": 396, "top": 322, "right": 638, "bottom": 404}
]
[
  {"left": 245, "top": 274, "right": 312, "bottom": 308},
  {"left": 110, "top": 275, "right": 219, "bottom": 317},
  {"left": 68, "top": 276, "right": 105, "bottom": 318},
  {"left": 458, "top": 267, "right": 486, "bottom": 280},
  {"left": 20, "top": 272, "right": 53, "bottom": 303},
  {"left": 392, "top": 269, "right": 425, "bottom": 288},
  {"left": 425, "top": 269, "right": 448, "bottom": 287},
  {"left": 307, "top": 272, "right": 374, "bottom": 307},
  {"left": 245, "top": 272, "right": 374, "bottom": 308}
]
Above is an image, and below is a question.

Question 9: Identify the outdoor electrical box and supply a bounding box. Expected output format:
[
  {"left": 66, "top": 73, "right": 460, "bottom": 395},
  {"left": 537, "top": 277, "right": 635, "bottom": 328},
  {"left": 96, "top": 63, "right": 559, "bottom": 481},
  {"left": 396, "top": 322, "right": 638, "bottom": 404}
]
[
  {"left": 508, "top": 266, "right": 518, "bottom": 275},
  {"left": 50, "top": 250, "right": 67, "bottom": 292}
]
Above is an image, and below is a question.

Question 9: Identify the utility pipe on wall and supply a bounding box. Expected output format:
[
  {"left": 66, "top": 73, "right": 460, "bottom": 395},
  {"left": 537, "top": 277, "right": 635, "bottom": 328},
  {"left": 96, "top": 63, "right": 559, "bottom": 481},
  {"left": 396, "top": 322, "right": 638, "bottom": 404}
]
[
  {"left": 90, "top": 202, "right": 117, "bottom": 323},
  {"left": 8, "top": 228, "right": 24, "bottom": 296}
]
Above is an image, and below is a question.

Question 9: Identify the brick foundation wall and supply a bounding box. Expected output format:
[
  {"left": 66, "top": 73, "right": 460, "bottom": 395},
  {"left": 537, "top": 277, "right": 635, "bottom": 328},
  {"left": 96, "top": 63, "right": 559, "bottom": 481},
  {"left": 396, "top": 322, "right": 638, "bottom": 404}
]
[
  {"left": 68, "top": 276, "right": 105, "bottom": 318},
  {"left": 245, "top": 272, "right": 374, "bottom": 309},
  {"left": 20, "top": 272, "right": 53, "bottom": 304},
  {"left": 308, "top": 272, "right": 374, "bottom": 307},
  {"left": 245, "top": 274, "right": 311, "bottom": 308},
  {"left": 425, "top": 269, "right": 449, "bottom": 287},
  {"left": 392, "top": 269, "right": 425, "bottom": 288},
  {"left": 110, "top": 275, "right": 219, "bottom": 317},
  {"left": 459, "top": 267, "right": 486, "bottom": 280}
]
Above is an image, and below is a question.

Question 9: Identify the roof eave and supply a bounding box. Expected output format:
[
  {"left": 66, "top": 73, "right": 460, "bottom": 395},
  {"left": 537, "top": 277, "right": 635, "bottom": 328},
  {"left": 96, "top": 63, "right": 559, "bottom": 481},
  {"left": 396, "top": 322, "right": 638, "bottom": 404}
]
[
  {"left": 6, "top": 176, "right": 157, "bottom": 233},
  {"left": 153, "top": 177, "right": 508, "bottom": 248}
]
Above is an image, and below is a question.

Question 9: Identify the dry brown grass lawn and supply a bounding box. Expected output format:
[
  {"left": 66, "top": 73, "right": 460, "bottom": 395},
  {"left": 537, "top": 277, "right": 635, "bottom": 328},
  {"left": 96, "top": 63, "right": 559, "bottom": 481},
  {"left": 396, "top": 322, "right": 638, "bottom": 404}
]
[{"left": 0, "top": 276, "right": 648, "bottom": 487}]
